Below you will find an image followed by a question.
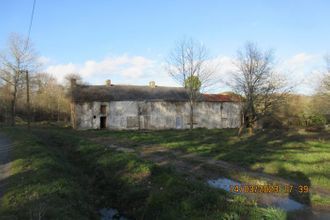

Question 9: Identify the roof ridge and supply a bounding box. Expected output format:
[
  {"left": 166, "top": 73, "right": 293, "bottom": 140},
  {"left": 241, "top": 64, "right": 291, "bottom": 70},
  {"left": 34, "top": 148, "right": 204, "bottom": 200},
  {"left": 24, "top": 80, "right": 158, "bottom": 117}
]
[{"left": 78, "top": 84, "right": 184, "bottom": 88}]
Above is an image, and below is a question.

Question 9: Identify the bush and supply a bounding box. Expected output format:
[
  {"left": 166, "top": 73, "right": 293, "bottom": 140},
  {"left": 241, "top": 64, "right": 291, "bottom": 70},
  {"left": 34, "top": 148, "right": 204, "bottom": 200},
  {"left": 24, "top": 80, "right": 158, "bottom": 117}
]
[
  {"left": 300, "top": 113, "right": 327, "bottom": 127},
  {"left": 309, "top": 114, "right": 327, "bottom": 126}
]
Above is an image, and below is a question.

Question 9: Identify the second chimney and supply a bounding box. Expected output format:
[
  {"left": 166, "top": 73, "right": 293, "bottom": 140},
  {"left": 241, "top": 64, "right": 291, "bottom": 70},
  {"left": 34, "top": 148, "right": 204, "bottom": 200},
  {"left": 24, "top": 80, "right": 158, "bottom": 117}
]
[
  {"left": 105, "top": 79, "right": 111, "bottom": 86},
  {"left": 149, "top": 81, "right": 156, "bottom": 88}
]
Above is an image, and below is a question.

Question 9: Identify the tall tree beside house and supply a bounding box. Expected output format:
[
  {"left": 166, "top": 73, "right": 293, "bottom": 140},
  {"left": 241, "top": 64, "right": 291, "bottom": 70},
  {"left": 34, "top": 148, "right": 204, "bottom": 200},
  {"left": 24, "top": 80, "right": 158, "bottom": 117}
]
[
  {"left": 231, "top": 42, "right": 289, "bottom": 135},
  {"left": 0, "top": 33, "right": 39, "bottom": 125},
  {"left": 166, "top": 38, "right": 215, "bottom": 129}
]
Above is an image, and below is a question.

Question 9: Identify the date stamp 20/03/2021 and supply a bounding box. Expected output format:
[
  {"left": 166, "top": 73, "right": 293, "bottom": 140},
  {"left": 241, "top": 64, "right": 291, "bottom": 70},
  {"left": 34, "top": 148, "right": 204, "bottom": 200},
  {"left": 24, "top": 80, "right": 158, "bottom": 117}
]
[{"left": 229, "top": 184, "right": 309, "bottom": 194}]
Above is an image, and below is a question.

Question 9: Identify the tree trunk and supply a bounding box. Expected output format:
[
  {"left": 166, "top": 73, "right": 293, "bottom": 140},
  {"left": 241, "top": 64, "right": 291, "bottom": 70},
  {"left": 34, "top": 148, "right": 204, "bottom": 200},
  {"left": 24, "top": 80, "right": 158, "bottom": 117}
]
[
  {"left": 189, "top": 102, "right": 194, "bottom": 130},
  {"left": 248, "top": 120, "right": 256, "bottom": 136},
  {"left": 238, "top": 126, "right": 244, "bottom": 136},
  {"left": 248, "top": 127, "right": 253, "bottom": 135},
  {"left": 57, "top": 99, "right": 60, "bottom": 122},
  {"left": 238, "top": 109, "right": 245, "bottom": 136},
  {"left": 26, "top": 70, "right": 31, "bottom": 129},
  {"left": 11, "top": 87, "right": 17, "bottom": 126},
  {"left": 70, "top": 103, "right": 76, "bottom": 129}
]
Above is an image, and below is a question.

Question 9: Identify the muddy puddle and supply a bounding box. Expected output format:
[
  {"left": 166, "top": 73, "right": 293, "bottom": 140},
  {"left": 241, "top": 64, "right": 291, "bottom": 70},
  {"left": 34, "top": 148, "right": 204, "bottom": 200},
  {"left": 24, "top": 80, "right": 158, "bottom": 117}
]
[
  {"left": 100, "top": 208, "right": 128, "bottom": 220},
  {"left": 207, "top": 177, "right": 305, "bottom": 212}
]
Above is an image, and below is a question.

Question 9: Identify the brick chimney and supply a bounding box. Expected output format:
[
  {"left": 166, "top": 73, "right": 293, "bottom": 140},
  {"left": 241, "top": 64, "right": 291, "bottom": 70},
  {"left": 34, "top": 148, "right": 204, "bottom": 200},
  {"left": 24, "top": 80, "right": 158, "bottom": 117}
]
[
  {"left": 105, "top": 79, "right": 111, "bottom": 86},
  {"left": 149, "top": 81, "right": 156, "bottom": 88}
]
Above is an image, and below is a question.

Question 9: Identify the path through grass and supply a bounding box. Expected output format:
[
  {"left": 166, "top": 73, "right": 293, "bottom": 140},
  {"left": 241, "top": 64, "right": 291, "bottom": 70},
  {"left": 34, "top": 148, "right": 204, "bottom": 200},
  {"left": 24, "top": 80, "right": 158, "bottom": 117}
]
[
  {"left": 0, "top": 127, "right": 289, "bottom": 219},
  {"left": 88, "top": 128, "right": 330, "bottom": 210}
]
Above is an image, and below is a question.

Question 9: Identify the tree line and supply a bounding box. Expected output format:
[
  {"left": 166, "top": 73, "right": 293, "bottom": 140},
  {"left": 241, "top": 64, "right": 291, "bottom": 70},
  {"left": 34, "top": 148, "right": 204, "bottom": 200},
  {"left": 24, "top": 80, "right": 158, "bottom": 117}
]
[
  {"left": 0, "top": 34, "right": 329, "bottom": 133},
  {"left": 0, "top": 34, "right": 70, "bottom": 126}
]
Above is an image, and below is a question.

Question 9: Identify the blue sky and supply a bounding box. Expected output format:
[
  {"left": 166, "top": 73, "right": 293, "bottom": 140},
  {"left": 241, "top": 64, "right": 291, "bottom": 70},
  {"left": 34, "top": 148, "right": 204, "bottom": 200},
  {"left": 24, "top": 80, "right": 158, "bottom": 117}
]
[{"left": 1, "top": 0, "right": 329, "bottom": 93}]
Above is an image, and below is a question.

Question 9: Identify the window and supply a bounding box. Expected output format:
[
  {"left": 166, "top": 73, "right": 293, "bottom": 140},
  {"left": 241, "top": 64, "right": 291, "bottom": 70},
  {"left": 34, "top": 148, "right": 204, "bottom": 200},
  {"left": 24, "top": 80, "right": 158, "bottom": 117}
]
[
  {"left": 176, "top": 116, "right": 182, "bottom": 129},
  {"left": 100, "top": 105, "right": 106, "bottom": 114},
  {"left": 127, "top": 116, "right": 139, "bottom": 128}
]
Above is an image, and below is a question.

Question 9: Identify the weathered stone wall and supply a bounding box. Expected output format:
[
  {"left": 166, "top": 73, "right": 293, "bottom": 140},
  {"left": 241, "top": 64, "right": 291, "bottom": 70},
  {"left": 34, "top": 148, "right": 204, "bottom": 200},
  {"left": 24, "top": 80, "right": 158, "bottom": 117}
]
[
  {"left": 194, "top": 102, "right": 241, "bottom": 128},
  {"left": 74, "top": 101, "right": 241, "bottom": 130},
  {"left": 74, "top": 102, "right": 110, "bottom": 129}
]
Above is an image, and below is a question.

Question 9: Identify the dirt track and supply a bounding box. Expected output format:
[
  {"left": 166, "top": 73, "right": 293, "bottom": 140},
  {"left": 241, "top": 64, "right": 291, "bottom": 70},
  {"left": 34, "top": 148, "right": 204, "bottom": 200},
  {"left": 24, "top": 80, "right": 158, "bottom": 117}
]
[
  {"left": 0, "top": 132, "right": 12, "bottom": 204},
  {"left": 91, "top": 135, "right": 330, "bottom": 218}
]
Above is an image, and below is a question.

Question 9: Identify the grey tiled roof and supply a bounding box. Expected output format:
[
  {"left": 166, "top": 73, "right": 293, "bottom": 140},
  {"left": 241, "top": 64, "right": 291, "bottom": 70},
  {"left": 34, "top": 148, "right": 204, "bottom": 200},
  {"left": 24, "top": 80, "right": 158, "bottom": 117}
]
[
  {"left": 71, "top": 84, "right": 190, "bottom": 102},
  {"left": 71, "top": 84, "right": 239, "bottom": 103}
]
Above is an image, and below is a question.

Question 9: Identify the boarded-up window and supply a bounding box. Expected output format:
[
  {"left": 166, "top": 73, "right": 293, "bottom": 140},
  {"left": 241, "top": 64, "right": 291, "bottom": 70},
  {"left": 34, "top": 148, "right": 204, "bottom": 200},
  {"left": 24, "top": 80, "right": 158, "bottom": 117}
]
[
  {"left": 143, "top": 115, "right": 150, "bottom": 129},
  {"left": 127, "top": 116, "right": 139, "bottom": 128},
  {"left": 100, "top": 105, "right": 106, "bottom": 114},
  {"left": 176, "top": 116, "right": 182, "bottom": 129}
]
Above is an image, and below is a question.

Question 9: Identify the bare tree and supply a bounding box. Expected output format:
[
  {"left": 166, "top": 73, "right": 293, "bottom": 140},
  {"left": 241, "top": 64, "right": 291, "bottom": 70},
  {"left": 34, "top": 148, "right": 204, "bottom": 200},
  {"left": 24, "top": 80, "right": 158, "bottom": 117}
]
[
  {"left": 326, "top": 54, "right": 330, "bottom": 73},
  {"left": 231, "top": 42, "right": 289, "bottom": 135},
  {"left": 313, "top": 55, "right": 330, "bottom": 116},
  {"left": 0, "top": 84, "right": 11, "bottom": 124},
  {"left": 31, "top": 73, "right": 70, "bottom": 122},
  {"left": 323, "top": 55, "right": 330, "bottom": 93},
  {"left": 0, "top": 33, "right": 38, "bottom": 125},
  {"left": 166, "top": 38, "right": 215, "bottom": 129},
  {"left": 317, "top": 55, "right": 330, "bottom": 97}
]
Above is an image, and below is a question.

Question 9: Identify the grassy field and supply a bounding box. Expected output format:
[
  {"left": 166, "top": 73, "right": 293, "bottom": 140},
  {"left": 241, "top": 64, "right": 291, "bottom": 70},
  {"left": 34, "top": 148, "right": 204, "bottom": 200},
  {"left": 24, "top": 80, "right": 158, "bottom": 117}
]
[
  {"left": 0, "top": 127, "right": 289, "bottom": 219},
  {"left": 89, "top": 128, "right": 330, "bottom": 209},
  {"left": 0, "top": 128, "right": 95, "bottom": 219}
]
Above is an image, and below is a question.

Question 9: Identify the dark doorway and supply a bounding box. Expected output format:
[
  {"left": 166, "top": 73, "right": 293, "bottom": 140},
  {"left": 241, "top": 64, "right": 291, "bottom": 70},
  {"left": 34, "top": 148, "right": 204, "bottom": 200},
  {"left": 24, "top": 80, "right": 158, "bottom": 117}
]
[{"left": 100, "top": 116, "right": 107, "bottom": 129}]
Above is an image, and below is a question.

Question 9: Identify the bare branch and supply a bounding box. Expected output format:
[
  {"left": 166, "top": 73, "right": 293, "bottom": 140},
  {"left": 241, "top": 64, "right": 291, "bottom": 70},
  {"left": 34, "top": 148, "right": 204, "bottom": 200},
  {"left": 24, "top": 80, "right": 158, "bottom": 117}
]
[
  {"left": 166, "top": 38, "right": 216, "bottom": 129},
  {"left": 0, "top": 33, "right": 39, "bottom": 125},
  {"left": 230, "top": 42, "right": 290, "bottom": 130}
]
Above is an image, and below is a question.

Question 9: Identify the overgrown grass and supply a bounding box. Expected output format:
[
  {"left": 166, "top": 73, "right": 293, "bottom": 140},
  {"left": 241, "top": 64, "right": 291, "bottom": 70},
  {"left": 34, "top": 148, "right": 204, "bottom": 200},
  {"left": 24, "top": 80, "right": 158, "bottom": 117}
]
[
  {"left": 0, "top": 128, "right": 95, "bottom": 219},
  {"left": 89, "top": 128, "right": 330, "bottom": 208},
  {"left": 43, "top": 128, "right": 286, "bottom": 219},
  {"left": 1, "top": 127, "right": 287, "bottom": 219}
]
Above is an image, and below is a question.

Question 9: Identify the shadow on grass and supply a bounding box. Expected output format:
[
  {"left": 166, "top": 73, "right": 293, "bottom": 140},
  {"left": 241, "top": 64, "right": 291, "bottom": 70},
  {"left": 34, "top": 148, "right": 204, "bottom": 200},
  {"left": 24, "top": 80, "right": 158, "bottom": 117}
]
[
  {"left": 5, "top": 126, "right": 327, "bottom": 219},
  {"left": 0, "top": 128, "right": 96, "bottom": 219},
  {"left": 31, "top": 127, "right": 292, "bottom": 219},
  {"left": 89, "top": 128, "right": 330, "bottom": 210},
  {"left": 278, "top": 169, "right": 311, "bottom": 206}
]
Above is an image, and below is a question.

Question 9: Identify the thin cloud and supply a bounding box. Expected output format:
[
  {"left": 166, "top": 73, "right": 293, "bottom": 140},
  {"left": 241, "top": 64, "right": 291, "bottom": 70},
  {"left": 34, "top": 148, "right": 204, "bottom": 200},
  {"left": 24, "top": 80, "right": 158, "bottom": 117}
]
[
  {"left": 44, "top": 54, "right": 239, "bottom": 93},
  {"left": 285, "top": 53, "right": 316, "bottom": 67},
  {"left": 43, "top": 53, "right": 324, "bottom": 94},
  {"left": 278, "top": 52, "right": 323, "bottom": 94},
  {"left": 45, "top": 55, "right": 156, "bottom": 84},
  {"left": 46, "top": 63, "right": 77, "bottom": 81}
]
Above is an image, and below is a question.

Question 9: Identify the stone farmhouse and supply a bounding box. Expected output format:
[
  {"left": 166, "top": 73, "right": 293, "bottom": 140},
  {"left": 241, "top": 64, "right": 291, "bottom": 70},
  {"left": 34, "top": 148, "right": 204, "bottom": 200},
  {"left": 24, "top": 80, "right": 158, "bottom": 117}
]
[{"left": 70, "top": 79, "right": 241, "bottom": 130}]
